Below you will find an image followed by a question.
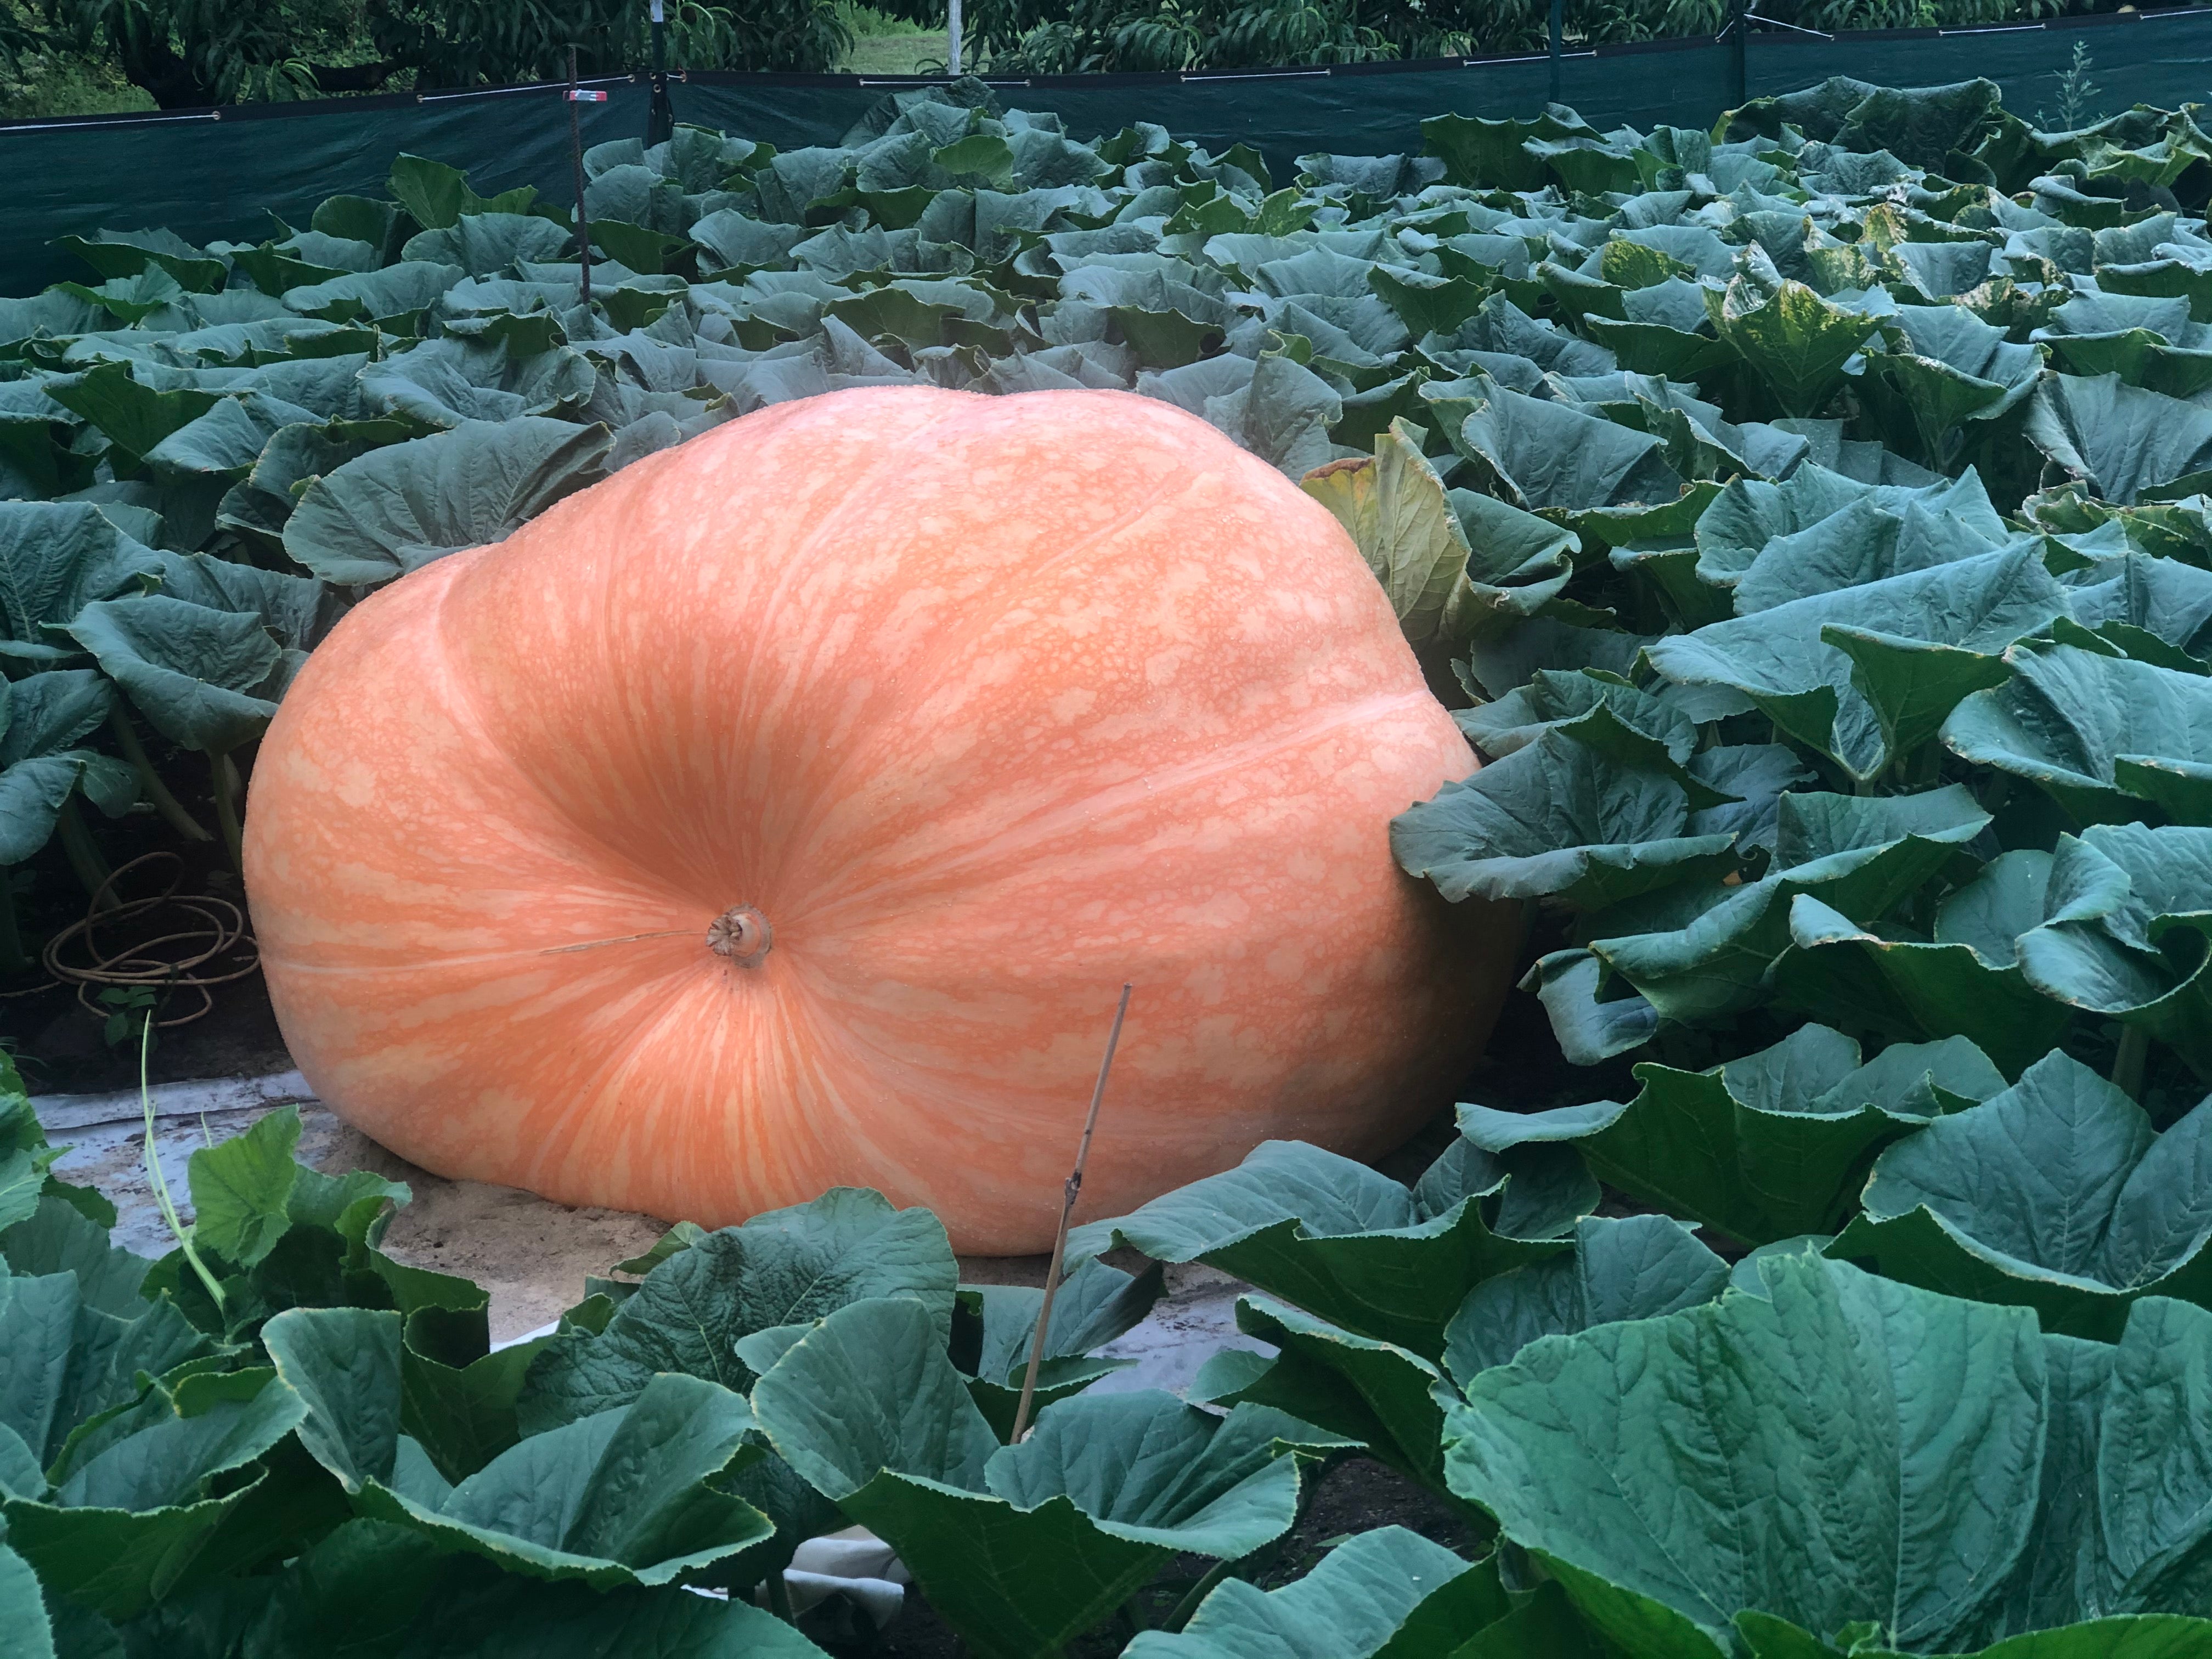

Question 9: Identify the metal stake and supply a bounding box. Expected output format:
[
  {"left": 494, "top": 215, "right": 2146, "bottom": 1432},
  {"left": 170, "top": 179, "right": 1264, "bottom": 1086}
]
[{"left": 568, "top": 45, "right": 592, "bottom": 307}]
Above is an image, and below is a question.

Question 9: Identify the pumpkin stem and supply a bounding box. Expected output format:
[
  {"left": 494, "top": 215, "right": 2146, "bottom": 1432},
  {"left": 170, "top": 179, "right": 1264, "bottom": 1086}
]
[{"left": 707, "top": 906, "right": 772, "bottom": 967}]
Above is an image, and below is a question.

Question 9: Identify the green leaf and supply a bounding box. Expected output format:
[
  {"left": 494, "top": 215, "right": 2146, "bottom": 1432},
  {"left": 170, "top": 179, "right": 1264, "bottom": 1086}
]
[
  {"left": 1, "top": 1194, "right": 147, "bottom": 1317},
  {"left": 1201, "top": 1295, "right": 1460, "bottom": 1501},
  {"left": 520, "top": 1187, "right": 956, "bottom": 1432},
  {"left": 64, "top": 596, "right": 283, "bottom": 755},
  {"left": 1647, "top": 548, "right": 2069, "bottom": 781},
  {"left": 55, "top": 269, "right": 185, "bottom": 327},
  {"left": 956, "top": 1256, "right": 1161, "bottom": 1438},
  {"left": 185, "top": 1105, "right": 304, "bottom": 1268},
  {"left": 0, "top": 1541, "right": 52, "bottom": 1659},
  {"left": 359, "top": 339, "right": 596, "bottom": 431},
  {"left": 281, "top": 417, "right": 611, "bottom": 586},
  {"left": 1705, "top": 273, "right": 1882, "bottom": 416},
  {"left": 1694, "top": 464, "right": 2005, "bottom": 595},
  {"left": 1773, "top": 855, "right": 2067, "bottom": 1077},
  {"left": 387, "top": 155, "right": 536, "bottom": 232},
  {"left": 2025, "top": 372, "right": 2212, "bottom": 504},
  {"left": 47, "top": 363, "right": 220, "bottom": 471},
  {"left": 1944, "top": 642, "right": 2212, "bottom": 823},
  {"left": 2013, "top": 823, "right": 2212, "bottom": 1073},
  {"left": 1588, "top": 787, "right": 1994, "bottom": 1023},
  {"left": 1519, "top": 947, "right": 1661, "bottom": 1064},
  {"left": 268, "top": 1306, "right": 772, "bottom": 1588},
  {"left": 1067, "top": 1139, "right": 1584, "bottom": 1361},
  {"left": 754, "top": 1297, "right": 1316, "bottom": 1659},
  {"left": 402, "top": 213, "right": 574, "bottom": 276},
  {"left": 0, "top": 1265, "right": 211, "bottom": 1472},
  {"left": 1451, "top": 1255, "right": 2212, "bottom": 1650},
  {"left": 54, "top": 227, "right": 226, "bottom": 294},
  {"left": 1443, "top": 1213, "right": 1730, "bottom": 1386},
  {"left": 1460, "top": 1023, "right": 2003, "bottom": 1245},
  {"left": 1124, "top": 1526, "right": 1515, "bottom": 1658},
  {"left": 1298, "top": 418, "right": 1470, "bottom": 646},
  {"left": 1391, "top": 730, "right": 1739, "bottom": 909},
  {"left": 1830, "top": 1052, "right": 2212, "bottom": 1338},
  {"left": 4, "top": 1367, "right": 308, "bottom": 1618},
  {"left": 281, "top": 262, "right": 466, "bottom": 332},
  {"left": 1448, "top": 381, "right": 1684, "bottom": 512}
]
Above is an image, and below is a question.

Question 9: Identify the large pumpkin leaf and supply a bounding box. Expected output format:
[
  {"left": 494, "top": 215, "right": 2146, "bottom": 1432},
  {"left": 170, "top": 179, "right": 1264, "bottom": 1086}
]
[
  {"left": 752, "top": 1296, "right": 1325, "bottom": 1659},
  {"left": 1193, "top": 1295, "right": 1458, "bottom": 1500},
  {"left": 1390, "top": 728, "right": 1739, "bottom": 910},
  {"left": 2025, "top": 372, "right": 2212, "bottom": 504},
  {"left": 1771, "top": 849, "right": 2068, "bottom": 1076},
  {"left": 955, "top": 1255, "right": 1163, "bottom": 1440},
  {"left": 266, "top": 1306, "right": 772, "bottom": 1589},
  {"left": 520, "top": 1187, "right": 956, "bottom": 1432},
  {"left": 281, "top": 417, "right": 611, "bottom": 586},
  {"left": 2012, "top": 824, "right": 2212, "bottom": 1073},
  {"left": 1459, "top": 1023, "right": 2005, "bottom": 1246},
  {"left": 1585, "top": 787, "right": 1994, "bottom": 1024},
  {"left": 63, "top": 594, "right": 286, "bottom": 754},
  {"left": 1944, "top": 643, "right": 2212, "bottom": 824},
  {"left": 3, "top": 1365, "right": 307, "bottom": 1618},
  {"left": 1122, "top": 1526, "right": 1579, "bottom": 1659},
  {"left": 1066, "top": 1138, "right": 1590, "bottom": 1362},
  {"left": 1830, "top": 1052, "right": 2212, "bottom": 1339},
  {"left": 1446, "top": 1254, "right": 2212, "bottom": 1654},
  {"left": 359, "top": 338, "right": 597, "bottom": 430},
  {"left": 1297, "top": 417, "right": 1470, "bottom": 645},
  {"left": 1644, "top": 547, "right": 2070, "bottom": 781},
  {"left": 1442, "top": 1212, "right": 1730, "bottom": 1386}
]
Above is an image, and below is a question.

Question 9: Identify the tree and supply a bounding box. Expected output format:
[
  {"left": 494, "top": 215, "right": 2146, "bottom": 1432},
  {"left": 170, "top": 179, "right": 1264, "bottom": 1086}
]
[{"left": 26, "top": 0, "right": 847, "bottom": 110}]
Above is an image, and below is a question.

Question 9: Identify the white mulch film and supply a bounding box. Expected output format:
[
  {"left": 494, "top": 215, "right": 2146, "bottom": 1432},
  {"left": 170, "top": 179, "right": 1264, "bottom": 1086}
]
[{"left": 34, "top": 1070, "right": 1268, "bottom": 1628}]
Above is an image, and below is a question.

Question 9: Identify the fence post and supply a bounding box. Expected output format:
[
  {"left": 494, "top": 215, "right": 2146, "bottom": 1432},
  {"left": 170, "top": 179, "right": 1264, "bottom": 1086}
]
[
  {"left": 1726, "top": 0, "right": 1747, "bottom": 112},
  {"left": 1548, "top": 0, "right": 1564, "bottom": 105},
  {"left": 949, "top": 0, "right": 964, "bottom": 75},
  {"left": 568, "top": 47, "right": 593, "bottom": 308},
  {"left": 648, "top": 0, "right": 673, "bottom": 146}
]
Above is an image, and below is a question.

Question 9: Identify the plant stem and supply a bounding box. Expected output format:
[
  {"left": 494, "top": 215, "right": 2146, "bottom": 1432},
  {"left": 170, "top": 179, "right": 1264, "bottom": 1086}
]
[
  {"left": 2113, "top": 1024, "right": 2151, "bottom": 1101},
  {"left": 210, "top": 749, "right": 245, "bottom": 874},
  {"left": 140, "top": 1013, "right": 226, "bottom": 1318},
  {"left": 764, "top": 1568, "right": 794, "bottom": 1624},
  {"left": 54, "top": 797, "right": 116, "bottom": 911},
  {"left": 1160, "top": 1559, "right": 1238, "bottom": 1633},
  {"left": 0, "top": 872, "right": 27, "bottom": 975},
  {"left": 1011, "top": 983, "right": 1133, "bottom": 1443},
  {"left": 109, "top": 707, "right": 213, "bottom": 843}
]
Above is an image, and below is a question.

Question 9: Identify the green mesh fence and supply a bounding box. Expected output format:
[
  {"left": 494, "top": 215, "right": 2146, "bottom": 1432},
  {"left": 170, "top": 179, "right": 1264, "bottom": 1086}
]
[{"left": 4, "top": 7, "right": 2210, "bottom": 295}]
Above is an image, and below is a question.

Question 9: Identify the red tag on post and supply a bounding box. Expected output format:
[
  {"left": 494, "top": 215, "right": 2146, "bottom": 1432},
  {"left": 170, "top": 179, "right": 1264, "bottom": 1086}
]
[{"left": 566, "top": 89, "right": 608, "bottom": 103}]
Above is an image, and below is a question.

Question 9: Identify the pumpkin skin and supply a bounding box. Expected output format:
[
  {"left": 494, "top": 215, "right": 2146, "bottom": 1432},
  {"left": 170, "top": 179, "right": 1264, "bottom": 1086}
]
[{"left": 244, "top": 386, "right": 1514, "bottom": 1252}]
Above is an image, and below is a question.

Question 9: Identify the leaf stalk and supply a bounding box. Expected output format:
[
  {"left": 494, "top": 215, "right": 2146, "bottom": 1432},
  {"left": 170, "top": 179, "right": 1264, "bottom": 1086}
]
[{"left": 110, "top": 707, "right": 213, "bottom": 843}]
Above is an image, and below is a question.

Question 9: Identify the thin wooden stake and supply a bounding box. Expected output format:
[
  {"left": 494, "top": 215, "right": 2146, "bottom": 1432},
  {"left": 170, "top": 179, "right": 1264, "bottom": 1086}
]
[{"left": 1011, "top": 983, "right": 1132, "bottom": 1443}]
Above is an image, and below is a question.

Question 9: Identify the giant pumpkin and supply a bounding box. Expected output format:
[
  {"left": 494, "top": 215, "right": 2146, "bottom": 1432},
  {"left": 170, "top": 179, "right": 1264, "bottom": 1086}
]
[{"left": 244, "top": 386, "right": 1513, "bottom": 1252}]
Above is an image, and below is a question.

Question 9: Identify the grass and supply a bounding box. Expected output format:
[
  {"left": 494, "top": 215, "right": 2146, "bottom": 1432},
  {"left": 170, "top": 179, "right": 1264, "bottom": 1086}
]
[
  {"left": 837, "top": 2, "right": 948, "bottom": 74},
  {"left": 0, "top": 43, "right": 153, "bottom": 122}
]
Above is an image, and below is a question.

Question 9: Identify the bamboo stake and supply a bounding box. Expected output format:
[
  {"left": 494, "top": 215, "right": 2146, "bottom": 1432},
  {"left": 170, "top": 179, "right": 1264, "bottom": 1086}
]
[{"left": 1011, "top": 983, "right": 1132, "bottom": 1443}]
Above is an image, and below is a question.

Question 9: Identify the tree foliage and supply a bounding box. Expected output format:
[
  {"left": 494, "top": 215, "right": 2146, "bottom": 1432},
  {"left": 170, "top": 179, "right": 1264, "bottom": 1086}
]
[{"left": 16, "top": 0, "right": 849, "bottom": 110}]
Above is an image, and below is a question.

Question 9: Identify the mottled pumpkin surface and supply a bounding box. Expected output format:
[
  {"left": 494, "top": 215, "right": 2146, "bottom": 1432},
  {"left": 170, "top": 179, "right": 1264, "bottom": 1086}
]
[{"left": 245, "top": 386, "right": 1513, "bottom": 1251}]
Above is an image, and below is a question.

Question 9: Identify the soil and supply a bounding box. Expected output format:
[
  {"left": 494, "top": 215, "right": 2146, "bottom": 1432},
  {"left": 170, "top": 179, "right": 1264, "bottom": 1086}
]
[{"left": 852, "top": 1456, "right": 1482, "bottom": 1655}]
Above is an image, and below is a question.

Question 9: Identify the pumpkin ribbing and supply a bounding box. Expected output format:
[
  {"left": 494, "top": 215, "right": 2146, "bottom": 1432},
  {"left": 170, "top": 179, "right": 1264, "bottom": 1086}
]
[{"left": 243, "top": 386, "right": 1514, "bottom": 1251}]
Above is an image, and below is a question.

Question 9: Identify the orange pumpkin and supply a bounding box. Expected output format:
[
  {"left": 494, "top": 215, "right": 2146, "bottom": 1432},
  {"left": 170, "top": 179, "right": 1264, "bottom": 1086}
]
[{"left": 244, "top": 386, "right": 1511, "bottom": 1252}]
